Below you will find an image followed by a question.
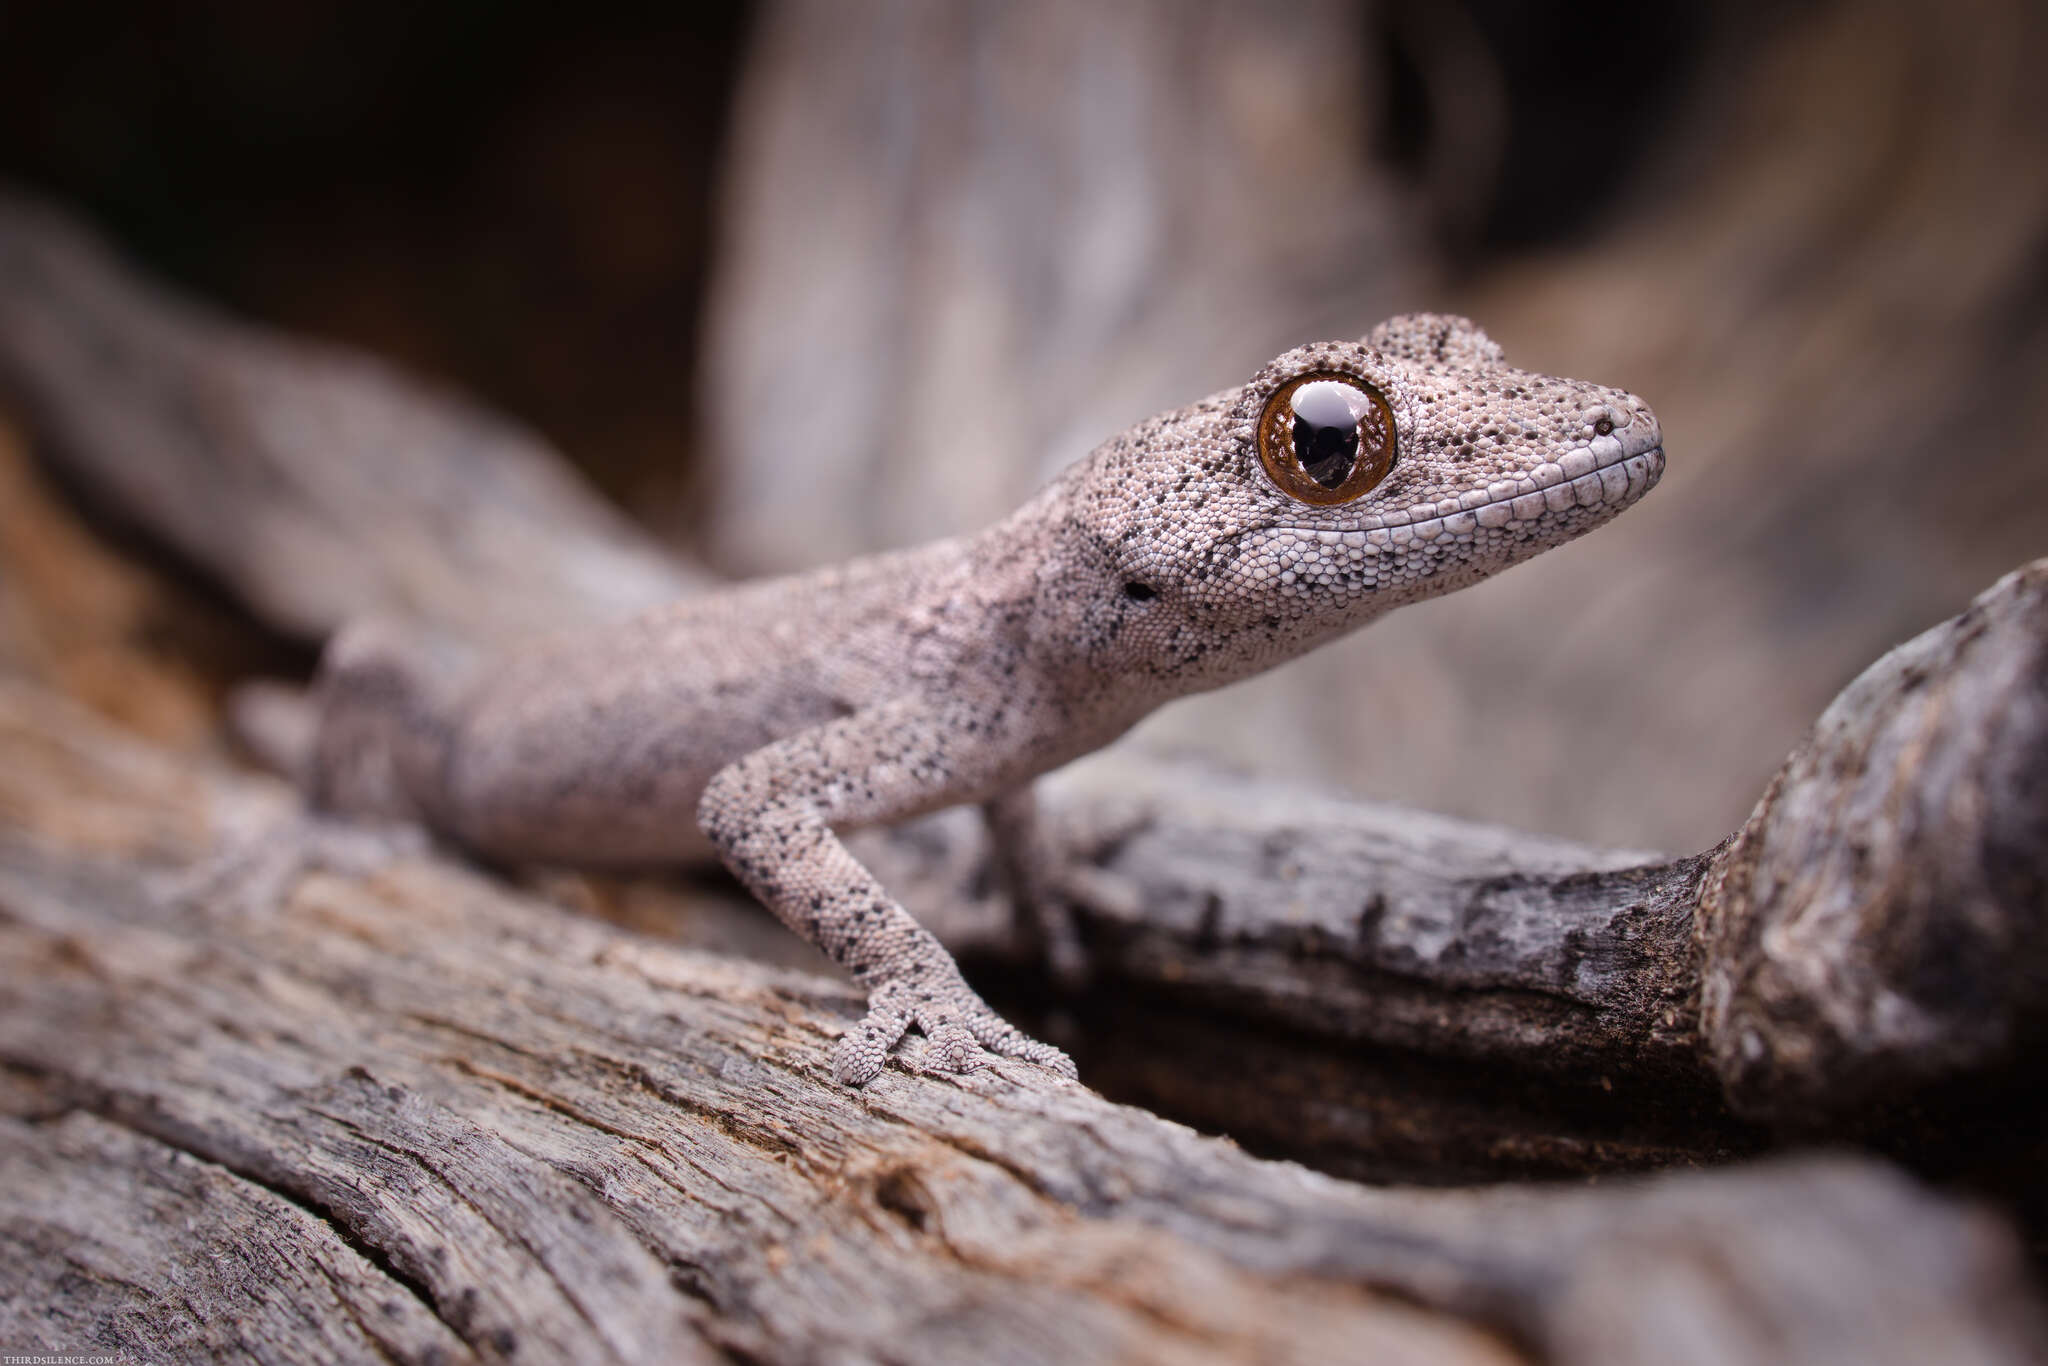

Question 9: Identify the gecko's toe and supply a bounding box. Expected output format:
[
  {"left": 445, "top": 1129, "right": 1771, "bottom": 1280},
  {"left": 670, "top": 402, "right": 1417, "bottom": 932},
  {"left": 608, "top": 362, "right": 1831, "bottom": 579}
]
[
  {"left": 917, "top": 1018, "right": 987, "bottom": 1075},
  {"left": 839, "top": 978, "right": 1074, "bottom": 1084},
  {"left": 835, "top": 992, "right": 913, "bottom": 1086},
  {"left": 157, "top": 812, "right": 428, "bottom": 919},
  {"left": 964, "top": 1009, "right": 1078, "bottom": 1080},
  {"left": 1010, "top": 1038, "right": 1079, "bottom": 1080}
]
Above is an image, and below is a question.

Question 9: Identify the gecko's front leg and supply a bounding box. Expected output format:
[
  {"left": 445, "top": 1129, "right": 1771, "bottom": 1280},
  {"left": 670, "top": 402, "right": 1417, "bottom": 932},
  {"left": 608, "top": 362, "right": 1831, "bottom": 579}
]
[{"left": 697, "top": 697, "right": 1076, "bottom": 1086}]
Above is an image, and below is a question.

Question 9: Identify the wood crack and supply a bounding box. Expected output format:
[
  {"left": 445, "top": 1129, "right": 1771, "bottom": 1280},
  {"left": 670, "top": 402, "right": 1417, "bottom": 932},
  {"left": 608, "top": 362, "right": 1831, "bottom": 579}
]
[{"left": 60, "top": 1094, "right": 459, "bottom": 1347}]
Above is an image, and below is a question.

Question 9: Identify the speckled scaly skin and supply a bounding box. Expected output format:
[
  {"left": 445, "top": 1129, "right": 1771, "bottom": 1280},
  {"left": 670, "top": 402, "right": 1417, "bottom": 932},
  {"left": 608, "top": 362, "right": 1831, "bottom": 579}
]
[{"left": 306, "top": 314, "right": 1666, "bottom": 1085}]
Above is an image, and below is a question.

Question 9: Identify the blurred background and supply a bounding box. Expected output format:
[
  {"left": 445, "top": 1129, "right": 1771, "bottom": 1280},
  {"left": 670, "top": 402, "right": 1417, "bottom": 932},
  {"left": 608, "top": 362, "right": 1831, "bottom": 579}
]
[{"left": 0, "top": 0, "right": 2043, "bottom": 855}]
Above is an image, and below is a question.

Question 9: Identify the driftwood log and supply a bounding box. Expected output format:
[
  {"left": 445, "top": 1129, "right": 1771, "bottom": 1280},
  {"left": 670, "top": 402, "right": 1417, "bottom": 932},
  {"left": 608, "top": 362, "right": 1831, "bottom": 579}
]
[{"left": 3, "top": 193, "right": 2046, "bottom": 1360}]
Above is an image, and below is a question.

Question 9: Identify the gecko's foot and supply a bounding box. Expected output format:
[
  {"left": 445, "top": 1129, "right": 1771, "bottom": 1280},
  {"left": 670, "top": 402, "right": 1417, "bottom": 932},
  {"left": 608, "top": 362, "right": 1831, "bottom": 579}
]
[
  {"left": 834, "top": 977, "right": 1077, "bottom": 1087},
  {"left": 158, "top": 811, "right": 428, "bottom": 919}
]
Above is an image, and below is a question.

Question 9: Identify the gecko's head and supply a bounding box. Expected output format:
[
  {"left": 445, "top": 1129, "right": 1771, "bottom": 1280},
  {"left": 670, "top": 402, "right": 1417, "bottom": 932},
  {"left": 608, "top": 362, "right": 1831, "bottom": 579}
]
[{"left": 1059, "top": 313, "right": 1664, "bottom": 690}]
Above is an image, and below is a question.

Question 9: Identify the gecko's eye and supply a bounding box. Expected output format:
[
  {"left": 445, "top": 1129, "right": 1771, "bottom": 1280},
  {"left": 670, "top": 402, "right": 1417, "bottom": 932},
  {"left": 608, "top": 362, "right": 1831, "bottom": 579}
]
[{"left": 1256, "top": 374, "right": 1397, "bottom": 505}]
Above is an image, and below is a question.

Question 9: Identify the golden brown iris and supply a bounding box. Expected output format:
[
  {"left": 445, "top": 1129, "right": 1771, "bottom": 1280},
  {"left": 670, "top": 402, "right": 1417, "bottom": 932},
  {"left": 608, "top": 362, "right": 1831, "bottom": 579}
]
[{"left": 1255, "top": 373, "right": 1397, "bottom": 506}]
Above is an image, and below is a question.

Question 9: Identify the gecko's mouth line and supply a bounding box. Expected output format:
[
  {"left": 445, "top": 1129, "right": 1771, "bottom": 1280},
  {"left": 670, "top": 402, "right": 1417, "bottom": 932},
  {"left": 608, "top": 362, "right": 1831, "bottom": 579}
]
[{"left": 1281, "top": 444, "right": 1664, "bottom": 541}]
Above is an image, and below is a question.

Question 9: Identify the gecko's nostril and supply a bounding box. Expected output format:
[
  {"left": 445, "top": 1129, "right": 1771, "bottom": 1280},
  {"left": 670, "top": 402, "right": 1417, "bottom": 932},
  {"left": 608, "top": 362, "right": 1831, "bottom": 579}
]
[
  {"left": 1582, "top": 403, "right": 1632, "bottom": 440},
  {"left": 1123, "top": 582, "right": 1157, "bottom": 602}
]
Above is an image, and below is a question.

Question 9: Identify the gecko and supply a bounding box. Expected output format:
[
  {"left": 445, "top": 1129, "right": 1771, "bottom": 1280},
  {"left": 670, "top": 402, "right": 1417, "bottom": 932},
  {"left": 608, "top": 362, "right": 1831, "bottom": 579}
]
[{"left": 303, "top": 313, "right": 1665, "bottom": 1086}]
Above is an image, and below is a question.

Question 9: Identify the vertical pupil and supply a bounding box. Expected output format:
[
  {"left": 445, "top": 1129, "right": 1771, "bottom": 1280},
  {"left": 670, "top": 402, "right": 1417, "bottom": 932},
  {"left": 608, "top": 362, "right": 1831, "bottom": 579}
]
[{"left": 1290, "top": 383, "right": 1361, "bottom": 489}]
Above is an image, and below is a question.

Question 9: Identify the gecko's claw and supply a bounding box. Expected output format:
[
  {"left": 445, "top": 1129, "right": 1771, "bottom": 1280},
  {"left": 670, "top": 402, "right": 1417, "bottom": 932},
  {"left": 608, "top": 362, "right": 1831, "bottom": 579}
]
[
  {"left": 835, "top": 977, "right": 1075, "bottom": 1085},
  {"left": 964, "top": 1010, "right": 1078, "bottom": 1079}
]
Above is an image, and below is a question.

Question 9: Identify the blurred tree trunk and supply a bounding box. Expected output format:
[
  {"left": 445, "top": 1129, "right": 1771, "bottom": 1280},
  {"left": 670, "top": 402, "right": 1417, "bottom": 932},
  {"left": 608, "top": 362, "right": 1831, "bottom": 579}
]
[{"left": 699, "top": 0, "right": 1427, "bottom": 572}]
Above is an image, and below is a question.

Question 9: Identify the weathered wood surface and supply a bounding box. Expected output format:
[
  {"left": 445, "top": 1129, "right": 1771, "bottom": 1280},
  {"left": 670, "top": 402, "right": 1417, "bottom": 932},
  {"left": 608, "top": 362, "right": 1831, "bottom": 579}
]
[
  {"left": 4, "top": 680, "right": 2044, "bottom": 1365},
  {"left": 1700, "top": 560, "right": 2048, "bottom": 1126},
  {"left": 854, "top": 773, "right": 1739, "bottom": 1183}
]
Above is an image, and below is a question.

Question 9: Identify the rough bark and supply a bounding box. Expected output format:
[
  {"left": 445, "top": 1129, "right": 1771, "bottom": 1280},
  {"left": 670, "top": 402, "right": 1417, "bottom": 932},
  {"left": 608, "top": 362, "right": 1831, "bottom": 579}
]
[
  {"left": 2, "top": 679, "right": 2043, "bottom": 1365},
  {"left": 1698, "top": 561, "right": 2048, "bottom": 1127},
  {"left": 0, "top": 1106, "right": 476, "bottom": 1364},
  {"left": 855, "top": 776, "right": 1746, "bottom": 1183}
]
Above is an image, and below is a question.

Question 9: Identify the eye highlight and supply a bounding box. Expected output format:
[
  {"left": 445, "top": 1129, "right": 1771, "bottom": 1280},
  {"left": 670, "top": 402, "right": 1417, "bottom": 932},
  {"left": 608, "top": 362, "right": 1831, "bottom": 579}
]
[{"left": 1256, "top": 374, "right": 1397, "bottom": 505}]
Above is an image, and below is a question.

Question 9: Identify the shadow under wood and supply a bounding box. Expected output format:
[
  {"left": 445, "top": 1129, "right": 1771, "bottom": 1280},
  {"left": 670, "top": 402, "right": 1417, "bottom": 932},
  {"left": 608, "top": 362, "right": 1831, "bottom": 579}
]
[
  {"left": 981, "top": 959, "right": 2048, "bottom": 1270},
  {"left": 970, "top": 957, "right": 1770, "bottom": 1187}
]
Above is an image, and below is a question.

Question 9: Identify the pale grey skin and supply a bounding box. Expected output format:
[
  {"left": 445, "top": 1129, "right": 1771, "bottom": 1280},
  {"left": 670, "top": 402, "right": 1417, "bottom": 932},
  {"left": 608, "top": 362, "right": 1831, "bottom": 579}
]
[{"left": 308, "top": 314, "right": 1666, "bottom": 1085}]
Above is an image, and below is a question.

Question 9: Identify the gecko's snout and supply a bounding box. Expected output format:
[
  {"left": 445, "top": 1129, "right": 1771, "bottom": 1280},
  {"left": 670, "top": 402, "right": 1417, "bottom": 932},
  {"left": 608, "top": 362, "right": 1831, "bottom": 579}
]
[
  {"left": 1571, "top": 396, "right": 1666, "bottom": 511},
  {"left": 1586, "top": 397, "right": 1662, "bottom": 457}
]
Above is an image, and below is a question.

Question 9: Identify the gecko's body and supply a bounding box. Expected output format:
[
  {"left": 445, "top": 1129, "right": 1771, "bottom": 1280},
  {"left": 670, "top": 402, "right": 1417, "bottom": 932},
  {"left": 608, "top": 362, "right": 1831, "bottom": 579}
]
[{"left": 308, "top": 314, "right": 1665, "bottom": 1084}]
